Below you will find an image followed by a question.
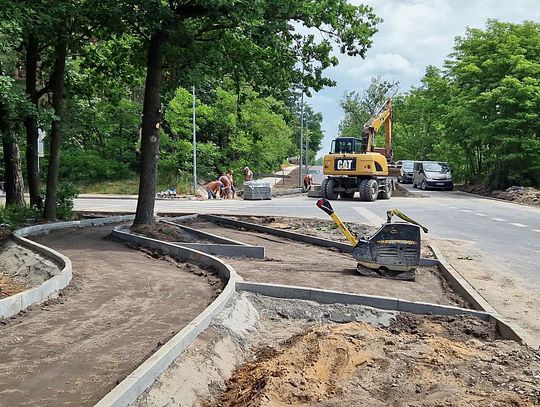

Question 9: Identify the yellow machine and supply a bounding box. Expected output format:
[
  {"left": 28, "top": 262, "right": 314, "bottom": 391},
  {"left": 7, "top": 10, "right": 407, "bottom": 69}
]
[{"left": 321, "top": 99, "right": 400, "bottom": 201}]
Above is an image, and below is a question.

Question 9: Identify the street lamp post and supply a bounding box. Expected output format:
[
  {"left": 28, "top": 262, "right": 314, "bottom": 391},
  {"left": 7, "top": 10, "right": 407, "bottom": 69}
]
[
  {"left": 299, "top": 91, "right": 304, "bottom": 187},
  {"left": 192, "top": 85, "right": 197, "bottom": 193}
]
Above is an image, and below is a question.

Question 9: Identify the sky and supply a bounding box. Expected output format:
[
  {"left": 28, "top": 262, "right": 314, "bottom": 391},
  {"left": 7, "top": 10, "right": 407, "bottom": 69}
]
[{"left": 309, "top": 0, "right": 540, "bottom": 157}]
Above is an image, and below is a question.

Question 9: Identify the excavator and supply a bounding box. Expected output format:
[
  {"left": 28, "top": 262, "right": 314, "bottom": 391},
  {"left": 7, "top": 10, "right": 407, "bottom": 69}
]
[{"left": 321, "top": 99, "right": 401, "bottom": 201}]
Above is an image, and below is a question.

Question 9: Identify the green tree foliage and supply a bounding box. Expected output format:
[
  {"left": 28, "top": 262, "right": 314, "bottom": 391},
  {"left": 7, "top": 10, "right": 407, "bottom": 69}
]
[
  {"left": 393, "top": 20, "right": 540, "bottom": 189},
  {"left": 339, "top": 76, "right": 399, "bottom": 139},
  {"left": 164, "top": 86, "right": 293, "bottom": 183}
]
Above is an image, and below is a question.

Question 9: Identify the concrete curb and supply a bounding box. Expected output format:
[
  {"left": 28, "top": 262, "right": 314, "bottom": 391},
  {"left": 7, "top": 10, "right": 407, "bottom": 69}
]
[
  {"left": 201, "top": 214, "right": 354, "bottom": 253},
  {"left": 95, "top": 226, "right": 242, "bottom": 407},
  {"left": 272, "top": 187, "right": 303, "bottom": 197},
  {"left": 236, "top": 281, "right": 491, "bottom": 320},
  {"left": 0, "top": 215, "right": 135, "bottom": 319},
  {"left": 161, "top": 219, "right": 265, "bottom": 258},
  {"left": 201, "top": 215, "right": 530, "bottom": 346},
  {"left": 93, "top": 217, "right": 533, "bottom": 407},
  {"left": 0, "top": 234, "right": 71, "bottom": 319}
]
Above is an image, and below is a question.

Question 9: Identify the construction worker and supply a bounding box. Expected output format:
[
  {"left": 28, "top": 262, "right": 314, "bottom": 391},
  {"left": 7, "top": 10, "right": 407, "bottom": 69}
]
[
  {"left": 303, "top": 173, "right": 313, "bottom": 191},
  {"left": 243, "top": 166, "right": 253, "bottom": 182},
  {"left": 206, "top": 180, "right": 223, "bottom": 199},
  {"left": 227, "top": 169, "right": 235, "bottom": 198},
  {"left": 218, "top": 172, "right": 232, "bottom": 199}
]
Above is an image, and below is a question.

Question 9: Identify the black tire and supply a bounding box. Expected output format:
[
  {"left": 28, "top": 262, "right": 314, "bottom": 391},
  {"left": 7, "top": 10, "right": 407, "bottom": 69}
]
[
  {"left": 421, "top": 180, "right": 427, "bottom": 190},
  {"left": 378, "top": 182, "right": 392, "bottom": 199},
  {"left": 323, "top": 177, "right": 339, "bottom": 200},
  {"left": 359, "top": 179, "right": 378, "bottom": 201},
  {"left": 340, "top": 191, "right": 355, "bottom": 199},
  {"left": 446, "top": 186, "right": 454, "bottom": 191},
  {"left": 320, "top": 178, "right": 329, "bottom": 198},
  {"left": 412, "top": 182, "right": 417, "bottom": 188}
]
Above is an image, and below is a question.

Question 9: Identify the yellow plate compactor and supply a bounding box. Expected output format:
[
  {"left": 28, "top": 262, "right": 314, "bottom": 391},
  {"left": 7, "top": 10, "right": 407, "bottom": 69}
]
[{"left": 316, "top": 198, "right": 429, "bottom": 281}]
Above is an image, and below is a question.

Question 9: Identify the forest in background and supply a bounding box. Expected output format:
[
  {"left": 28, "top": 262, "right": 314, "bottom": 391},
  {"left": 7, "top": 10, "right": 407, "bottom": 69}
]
[
  {"left": 339, "top": 20, "right": 540, "bottom": 189},
  {"left": 0, "top": 0, "right": 379, "bottom": 225}
]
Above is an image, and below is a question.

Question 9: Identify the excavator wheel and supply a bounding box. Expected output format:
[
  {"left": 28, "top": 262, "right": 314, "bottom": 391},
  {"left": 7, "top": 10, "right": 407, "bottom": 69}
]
[
  {"left": 359, "top": 179, "right": 378, "bottom": 201},
  {"left": 378, "top": 182, "right": 392, "bottom": 200},
  {"left": 321, "top": 178, "right": 338, "bottom": 200}
]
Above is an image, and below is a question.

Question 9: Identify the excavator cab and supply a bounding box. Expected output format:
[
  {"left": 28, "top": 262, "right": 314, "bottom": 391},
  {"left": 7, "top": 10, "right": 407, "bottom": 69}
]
[{"left": 330, "top": 138, "right": 362, "bottom": 154}]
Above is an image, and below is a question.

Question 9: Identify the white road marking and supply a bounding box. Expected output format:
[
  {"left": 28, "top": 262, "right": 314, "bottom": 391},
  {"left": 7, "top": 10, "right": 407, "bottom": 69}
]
[
  {"left": 475, "top": 213, "right": 487, "bottom": 217},
  {"left": 533, "top": 230, "right": 540, "bottom": 233},
  {"left": 492, "top": 218, "right": 506, "bottom": 222},
  {"left": 449, "top": 206, "right": 457, "bottom": 209},
  {"left": 510, "top": 223, "right": 527, "bottom": 228},
  {"left": 459, "top": 209, "right": 472, "bottom": 213},
  {"left": 352, "top": 207, "right": 385, "bottom": 226}
]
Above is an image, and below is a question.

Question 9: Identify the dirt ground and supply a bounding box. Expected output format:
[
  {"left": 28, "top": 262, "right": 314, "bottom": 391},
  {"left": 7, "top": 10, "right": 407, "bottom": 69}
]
[
  {"left": 0, "top": 224, "right": 221, "bottom": 407},
  {"left": 275, "top": 167, "right": 302, "bottom": 189},
  {"left": 176, "top": 220, "right": 465, "bottom": 307},
  {"left": 457, "top": 185, "right": 540, "bottom": 207},
  {"left": 433, "top": 237, "right": 540, "bottom": 349},
  {"left": 135, "top": 292, "right": 540, "bottom": 407},
  {"left": 0, "top": 239, "right": 60, "bottom": 298}
]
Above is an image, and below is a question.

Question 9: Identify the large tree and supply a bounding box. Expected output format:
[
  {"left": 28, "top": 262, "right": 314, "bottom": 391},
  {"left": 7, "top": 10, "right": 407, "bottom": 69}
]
[{"left": 127, "top": 0, "right": 381, "bottom": 225}]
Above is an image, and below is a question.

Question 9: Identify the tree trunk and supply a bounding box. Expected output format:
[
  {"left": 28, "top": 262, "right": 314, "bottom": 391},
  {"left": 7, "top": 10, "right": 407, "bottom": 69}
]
[
  {"left": 24, "top": 34, "right": 42, "bottom": 208},
  {"left": 44, "top": 39, "right": 67, "bottom": 221},
  {"left": 2, "top": 133, "right": 26, "bottom": 207},
  {"left": 133, "top": 32, "right": 164, "bottom": 226}
]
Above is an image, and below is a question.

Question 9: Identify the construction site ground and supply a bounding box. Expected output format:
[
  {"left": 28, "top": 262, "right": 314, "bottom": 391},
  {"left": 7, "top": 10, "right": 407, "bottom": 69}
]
[
  {"left": 135, "top": 292, "right": 540, "bottom": 407},
  {"left": 169, "top": 218, "right": 466, "bottom": 307},
  {"left": 0, "top": 224, "right": 221, "bottom": 407}
]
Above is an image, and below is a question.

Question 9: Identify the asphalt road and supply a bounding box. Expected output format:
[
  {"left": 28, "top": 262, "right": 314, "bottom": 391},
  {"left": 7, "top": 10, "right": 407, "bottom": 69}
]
[{"left": 74, "top": 185, "right": 540, "bottom": 288}]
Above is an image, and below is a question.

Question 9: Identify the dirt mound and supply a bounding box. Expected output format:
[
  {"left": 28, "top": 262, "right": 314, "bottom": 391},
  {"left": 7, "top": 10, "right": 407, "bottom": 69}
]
[
  {"left": 215, "top": 322, "right": 540, "bottom": 407},
  {"left": 496, "top": 186, "right": 540, "bottom": 206},
  {"left": 388, "top": 313, "right": 498, "bottom": 342},
  {"left": 458, "top": 185, "right": 540, "bottom": 207},
  {"left": 230, "top": 216, "right": 376, "bottom": 242}
]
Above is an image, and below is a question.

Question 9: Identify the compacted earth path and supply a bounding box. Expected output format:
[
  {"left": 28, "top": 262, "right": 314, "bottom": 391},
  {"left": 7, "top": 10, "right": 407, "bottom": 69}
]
[
  {"left": 183, "top": 221, "right": 463, "bottom": 306},
  {"left": 0, "top": 225, "right": 221, "bottom": 407}
]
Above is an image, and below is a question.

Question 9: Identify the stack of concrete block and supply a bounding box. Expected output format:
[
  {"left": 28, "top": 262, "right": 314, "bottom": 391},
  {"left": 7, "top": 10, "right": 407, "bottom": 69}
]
[{"left": 243, "top": 181, "right": 272, "bottom": 200}]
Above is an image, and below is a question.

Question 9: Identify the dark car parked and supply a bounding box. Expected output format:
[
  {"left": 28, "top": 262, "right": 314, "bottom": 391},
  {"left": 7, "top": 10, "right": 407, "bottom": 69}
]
[
  {"left": 412, "top": 161, "right": 453, "bottom": 191},
  {"left": 397, "top": 160, "right": 414, "bottom": 183}
]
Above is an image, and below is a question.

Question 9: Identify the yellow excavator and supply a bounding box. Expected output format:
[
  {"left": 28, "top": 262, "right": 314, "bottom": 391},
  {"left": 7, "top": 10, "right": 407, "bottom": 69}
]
[{"left": 321, "top": 99, "right": 400, "bottom": 201}]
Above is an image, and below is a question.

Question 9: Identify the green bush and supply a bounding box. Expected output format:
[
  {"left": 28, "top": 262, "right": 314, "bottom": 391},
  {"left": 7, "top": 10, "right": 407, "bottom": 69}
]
[
  {"left": 60, "top": 150, "right": 132, "bottom": 181},
  {"left": 56, "top": 182, "right": 79, "bottom": 220},
  {"left": 0, "top": 205, "right": 42, "bottom": 230}
]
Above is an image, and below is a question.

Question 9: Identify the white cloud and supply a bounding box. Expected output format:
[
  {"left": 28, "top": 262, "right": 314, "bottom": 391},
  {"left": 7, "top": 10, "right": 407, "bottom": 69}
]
[
  {"left": 347, "top": 53, "right": 421, "bottom": 78},
  {"left": 311, "top": 0, "right": 540, "bottom": 156}
]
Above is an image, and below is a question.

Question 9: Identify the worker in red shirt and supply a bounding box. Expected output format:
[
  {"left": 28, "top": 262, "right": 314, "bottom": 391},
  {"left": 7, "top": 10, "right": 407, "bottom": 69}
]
[
  {"left": 303, "top": 174, "right": 313, "bottom": 191},
  {"left": 206, "top": 180, "right": 223, "bottom": 199}
]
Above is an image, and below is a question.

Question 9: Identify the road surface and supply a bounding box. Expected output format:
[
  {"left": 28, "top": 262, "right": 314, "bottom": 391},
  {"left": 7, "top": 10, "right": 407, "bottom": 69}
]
[{"left": 75, "top": 188, "right": 539, "bottom": 280}]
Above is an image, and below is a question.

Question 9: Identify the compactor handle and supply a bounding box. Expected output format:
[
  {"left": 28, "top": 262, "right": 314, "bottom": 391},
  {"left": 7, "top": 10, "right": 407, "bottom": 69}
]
[
  {"left": 316, "top": 198, "right": 334, "bottom": 216},
  {"left": 316, "top": 198, "right": 359, "bottom": 246}
]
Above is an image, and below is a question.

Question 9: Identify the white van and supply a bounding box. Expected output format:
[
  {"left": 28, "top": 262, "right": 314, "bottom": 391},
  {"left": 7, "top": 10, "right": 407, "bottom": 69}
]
[{"left": 412, "top": 161, "right": 453, "bottom": 191}]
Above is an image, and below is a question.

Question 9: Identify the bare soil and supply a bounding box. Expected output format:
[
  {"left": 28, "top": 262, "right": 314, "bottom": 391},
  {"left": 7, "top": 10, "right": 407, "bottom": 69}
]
[
  {"left": 135, "top": 293, "right": 540, "bottom": 407},
  {"left": 457, "top": 185, "right": 540, "bottom": 207},
  {"left": 182, "top": 220, "right": 465, "bottom": 307},
  {"left": 433, "top": 237, "right": 540, "bottom": 349},
  {"left": 275, "top": 167, "right": 302, "bottom": 189},
  {"left": 218, "top": 321, "right": 540, "bottom": 407},
  {"left": 0, "top": 224, "right": 221, "bottom": 407},
  {"left": 0, "top": 239, "right": 60, "bottom": 298}
]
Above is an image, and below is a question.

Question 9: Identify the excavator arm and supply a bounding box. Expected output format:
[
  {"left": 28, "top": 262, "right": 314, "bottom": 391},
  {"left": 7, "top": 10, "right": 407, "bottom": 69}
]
[{"left": 361, "top": 99, "right": 393, "bottom": 161}]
